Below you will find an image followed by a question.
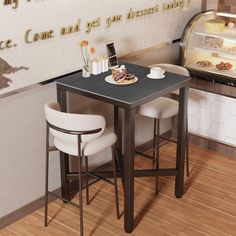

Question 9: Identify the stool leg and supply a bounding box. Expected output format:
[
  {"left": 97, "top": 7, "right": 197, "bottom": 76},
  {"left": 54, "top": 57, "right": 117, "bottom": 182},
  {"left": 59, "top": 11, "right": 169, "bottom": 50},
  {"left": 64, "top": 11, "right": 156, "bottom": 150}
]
[
  {"left": 152, "top": 118, "right": 157, "bottom": 166},
  {"left": 155, "top": 119, "right": 160, "bottom": 195},
  {"left": 78, "top": 155, "right": 83, "bottom": 236},
  {"left": 44, "top": 123, "right": 49, "bottom": 227},
  {"left": 85, "top": 156, "right": 90, "bottom": 205},
  {"left": 77, "top": 135, "right": 83, "bottom": 236},
  {"left": 186, "top": 118, "right": 190, "bottom": 177},
  {"left": 112, "top": 146, "right": 120, "bottom": 219}
]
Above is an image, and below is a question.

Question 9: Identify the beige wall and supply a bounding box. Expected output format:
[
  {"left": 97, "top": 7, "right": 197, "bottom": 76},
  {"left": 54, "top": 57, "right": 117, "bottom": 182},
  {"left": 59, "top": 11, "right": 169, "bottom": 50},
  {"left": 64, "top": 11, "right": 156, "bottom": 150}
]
[{"left": 0, "top": 83, "right": 60, "bottom": 218}]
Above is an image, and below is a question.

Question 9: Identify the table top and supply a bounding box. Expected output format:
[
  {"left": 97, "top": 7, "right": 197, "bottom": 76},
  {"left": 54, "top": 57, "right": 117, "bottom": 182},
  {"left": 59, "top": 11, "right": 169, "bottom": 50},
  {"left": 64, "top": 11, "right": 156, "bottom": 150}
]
[{"left": 57, "top": 62, "right": 191, "bottom": 109}]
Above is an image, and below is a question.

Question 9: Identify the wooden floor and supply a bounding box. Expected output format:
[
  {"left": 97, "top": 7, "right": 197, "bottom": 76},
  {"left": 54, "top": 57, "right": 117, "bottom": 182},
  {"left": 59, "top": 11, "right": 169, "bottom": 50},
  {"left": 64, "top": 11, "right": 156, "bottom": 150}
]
[{"left": 1, "top": 143, "right": 236, "bottom": 236}]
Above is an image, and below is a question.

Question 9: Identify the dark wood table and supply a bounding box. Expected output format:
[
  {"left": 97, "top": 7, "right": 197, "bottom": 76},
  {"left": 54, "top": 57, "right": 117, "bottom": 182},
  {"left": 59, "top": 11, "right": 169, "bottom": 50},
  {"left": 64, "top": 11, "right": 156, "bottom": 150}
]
[{"left": 56, "top": 62, "right": 190, "bottom": 233}]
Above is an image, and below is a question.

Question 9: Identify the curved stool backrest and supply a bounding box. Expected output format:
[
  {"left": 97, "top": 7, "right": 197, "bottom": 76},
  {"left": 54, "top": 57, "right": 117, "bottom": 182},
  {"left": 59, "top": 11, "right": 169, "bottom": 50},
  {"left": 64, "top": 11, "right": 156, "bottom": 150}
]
[
  {"left": 149, "top": 63, "right": 190, "bottom": 76},
  {"left": 44, "top": 101, "right": 105, "bottom": 143}
]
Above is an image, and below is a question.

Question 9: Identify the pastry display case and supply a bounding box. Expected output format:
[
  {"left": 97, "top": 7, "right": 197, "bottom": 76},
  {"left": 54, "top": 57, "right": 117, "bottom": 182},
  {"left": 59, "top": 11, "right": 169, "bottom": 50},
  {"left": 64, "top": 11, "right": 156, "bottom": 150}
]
[{"left": 180, "top": 10, "right": 236, "bottom": 86}]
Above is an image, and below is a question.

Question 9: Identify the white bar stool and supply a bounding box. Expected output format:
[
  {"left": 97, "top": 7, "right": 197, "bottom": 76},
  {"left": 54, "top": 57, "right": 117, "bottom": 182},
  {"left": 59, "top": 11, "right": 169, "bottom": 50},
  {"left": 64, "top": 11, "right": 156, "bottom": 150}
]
[
  {"left": 137, "top": 64, "right": 190, "bottom": 194},
  {"left": 44, "top": 101, "right": 120, "bottom": 236}
]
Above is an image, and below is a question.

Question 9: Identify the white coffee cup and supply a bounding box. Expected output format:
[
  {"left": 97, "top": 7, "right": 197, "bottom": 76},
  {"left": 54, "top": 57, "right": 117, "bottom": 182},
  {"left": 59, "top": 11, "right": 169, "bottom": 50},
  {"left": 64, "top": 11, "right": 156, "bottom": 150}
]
[{"left": 150, "top": 67, "right": 165, "bottom": 78}]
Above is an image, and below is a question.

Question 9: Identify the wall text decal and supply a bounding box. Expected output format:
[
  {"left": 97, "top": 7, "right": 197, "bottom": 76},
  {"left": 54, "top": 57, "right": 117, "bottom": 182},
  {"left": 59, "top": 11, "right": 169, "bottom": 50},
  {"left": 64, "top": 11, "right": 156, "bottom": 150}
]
[
  {"left": 106, "top": 15, "right": 122, "bottom": 28},
  {"left": 86, "top": 17, "right": 101, "bottom": 33},
  {"left": 163, "top": 0, "right": 184, "bottom": 11},
  {"left": 1, "top": 1, "right": 186, "bottom": 49},
  {"left": 61, "top": 19, "right": 81, "bottom": 36},
  {"left": 0, "top": 39, "right": 17, "bottom": 50},
  {"left": 3, "top": 0, "right": 18, "bottom": 9},
  {"left": 25, "top": 29, "right": 54, "bottom": 44},
  {"left": 127, "top": 5, "right": 159, "bottom": 19},
  {"left": 3, "top": 0, "right": 43, "bottom": 9}
]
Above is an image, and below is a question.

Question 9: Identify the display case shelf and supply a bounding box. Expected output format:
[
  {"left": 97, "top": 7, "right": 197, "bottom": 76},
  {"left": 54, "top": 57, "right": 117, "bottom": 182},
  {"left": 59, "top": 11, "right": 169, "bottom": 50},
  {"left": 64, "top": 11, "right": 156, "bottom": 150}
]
[
  {"left": 195, "top": 31, "right": 236, "bottom": 42},
  {"left": 187, "top": 63, "right": 236, "bottom": 79},
  {"left": 194, "top": 46, "right": 236, "bottom": 58}
]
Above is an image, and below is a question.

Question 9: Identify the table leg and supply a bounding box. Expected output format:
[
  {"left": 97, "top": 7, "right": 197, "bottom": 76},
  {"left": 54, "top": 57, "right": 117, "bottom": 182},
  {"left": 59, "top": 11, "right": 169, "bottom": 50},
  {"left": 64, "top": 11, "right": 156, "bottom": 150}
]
[
  {"left": 114, "top": 106, "right": 124, "bottom": 186},
  {"left": 124, "top": 108, "right": 135, "bottom": 233},
  {"left": 175, "top": 86, "right": 189, "bottom": 198},
  {"left": 57, "top": 86, "right": 70, "bottom": 200}
]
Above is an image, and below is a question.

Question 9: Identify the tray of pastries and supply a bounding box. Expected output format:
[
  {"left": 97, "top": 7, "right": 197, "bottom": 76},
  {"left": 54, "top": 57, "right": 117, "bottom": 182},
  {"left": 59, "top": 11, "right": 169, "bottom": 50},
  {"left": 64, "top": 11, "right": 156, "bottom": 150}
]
[
  {"left": 196, "top": 60, "right": 214, "bottom": 68},
  {"left": 215, "top": 62, "right": 233, "bottom": 71}
]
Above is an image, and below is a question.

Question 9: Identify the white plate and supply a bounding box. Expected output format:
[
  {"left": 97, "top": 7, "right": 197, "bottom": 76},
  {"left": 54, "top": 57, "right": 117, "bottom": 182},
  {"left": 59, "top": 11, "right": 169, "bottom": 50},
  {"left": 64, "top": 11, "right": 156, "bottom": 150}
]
[
  {"left": 105, "top": 75, "right": 138, "bottom": 85},
  {"left": 147, "top": 74, "right": 165, "bottom": 79}
]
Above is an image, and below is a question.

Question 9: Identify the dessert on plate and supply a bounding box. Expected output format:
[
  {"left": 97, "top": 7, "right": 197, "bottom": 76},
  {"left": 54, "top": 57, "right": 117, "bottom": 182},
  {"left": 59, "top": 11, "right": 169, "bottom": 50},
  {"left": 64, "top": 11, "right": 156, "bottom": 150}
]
[
  {"left": 112, "top": 65, "right": 135, "bottom": 83},
  {"left": 112, "top": 65, "right": 127, "bottom": 78},
  {"left": 196, "top": 60, "right": 213, "bottom": 67},
  {"left": 215, "top": 62, "right": 233, "bottom": 71}
]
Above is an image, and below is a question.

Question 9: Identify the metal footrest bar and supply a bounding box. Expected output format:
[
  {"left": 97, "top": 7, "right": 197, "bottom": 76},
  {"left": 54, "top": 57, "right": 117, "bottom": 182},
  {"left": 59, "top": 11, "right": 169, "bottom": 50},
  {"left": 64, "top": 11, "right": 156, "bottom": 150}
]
[
  {"left": 160, "top": 135, "right": 177, "bottom": 144},
  {"left": 135, "top": 150, "right": 154, "bottom": 160},
  {"left": 66, "top": 171, "right": 115, "bottom": 185},
  {"left": 67, "top": 172, "right": 90, "bottom": 179},
  {"left": 134, "top": 168, "right": 178, "bottom": 177},
  {"left": 135, "top": 138, "right": 173, "bottom": 162},
  {"left": 48, "top": 191, "right": 80, "bottom": 208},
  {"left": 88, "top": 172, "right": 114, "bottom": 185},
  {"left": 82, "top": 178, "right": 101, "bottom": 188}
]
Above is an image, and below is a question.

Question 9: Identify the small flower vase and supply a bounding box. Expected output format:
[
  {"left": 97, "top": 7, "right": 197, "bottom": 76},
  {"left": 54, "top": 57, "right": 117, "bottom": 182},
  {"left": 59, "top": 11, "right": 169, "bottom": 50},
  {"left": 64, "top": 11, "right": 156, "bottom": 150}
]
[{"left": 82, "top": 65, "right": 90, "bottom": 78}]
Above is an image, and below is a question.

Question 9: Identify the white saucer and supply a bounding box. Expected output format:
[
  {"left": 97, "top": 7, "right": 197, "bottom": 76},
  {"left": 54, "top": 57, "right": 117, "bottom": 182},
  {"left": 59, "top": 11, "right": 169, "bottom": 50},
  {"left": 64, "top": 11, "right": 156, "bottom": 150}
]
[{"left": 147, "top": 74, "right": 165, "bottom": 79}]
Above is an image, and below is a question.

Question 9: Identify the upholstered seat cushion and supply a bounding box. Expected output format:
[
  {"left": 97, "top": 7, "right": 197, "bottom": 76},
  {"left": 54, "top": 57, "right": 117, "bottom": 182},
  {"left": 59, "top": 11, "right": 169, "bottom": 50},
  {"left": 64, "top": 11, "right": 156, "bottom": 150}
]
[
  {"left": 54, "top": 128, "right": 117, "bottom": 156},
  {"left": 138, "top": 97, "right": 178, "bottom": 119}
]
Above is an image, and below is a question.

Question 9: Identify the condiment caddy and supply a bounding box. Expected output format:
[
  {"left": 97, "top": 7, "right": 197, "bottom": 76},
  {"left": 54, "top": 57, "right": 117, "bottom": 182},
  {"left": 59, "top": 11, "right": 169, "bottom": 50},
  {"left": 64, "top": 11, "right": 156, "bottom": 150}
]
[{"left": 91, "top": 56, "right": 109, "bottom": 75}]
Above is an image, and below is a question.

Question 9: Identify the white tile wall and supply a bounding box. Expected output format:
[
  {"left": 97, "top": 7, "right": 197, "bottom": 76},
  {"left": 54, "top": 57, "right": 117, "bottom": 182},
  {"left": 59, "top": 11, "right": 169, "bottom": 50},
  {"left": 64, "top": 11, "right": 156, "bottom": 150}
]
[{"left": 188, "top": 88, "right": 236, "bottom": 147}]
